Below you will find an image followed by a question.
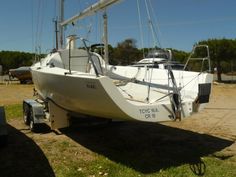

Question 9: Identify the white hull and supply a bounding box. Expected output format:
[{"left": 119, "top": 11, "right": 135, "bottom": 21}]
[
  {"left": 31, "top": 67, "right": 175, "bottom": 122},
  {"left": 31, "top": 51, "right": 213, "bottom": 122}
]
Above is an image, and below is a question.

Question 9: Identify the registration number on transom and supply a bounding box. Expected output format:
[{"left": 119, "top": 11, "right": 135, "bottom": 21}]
[{"left": 139, "top": 108, "right": 159, "bottom": 119}]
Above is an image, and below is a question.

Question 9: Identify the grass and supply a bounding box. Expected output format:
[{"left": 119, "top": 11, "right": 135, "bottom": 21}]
[
  {"left": 2, "top": 104, "right": 236, "bottom": 177},
  {"left": 4, "top": 104, "right": 22, "bottom": 120}
]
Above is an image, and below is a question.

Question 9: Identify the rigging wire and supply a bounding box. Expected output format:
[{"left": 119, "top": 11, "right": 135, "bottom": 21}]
[
  {"left": 148, "top": 0, "right": 163, "bottom": 48},
  {"left": 35, "top": 0, "right": 46, "bottom": 54},
  {"left": 31, "top": 0, "right": 35, "bottom": 53},
  {"left": 143, "top": 0, "right": 159, "bottom": 102},
  {"left": 68, "top": 0, "right": 96, "bottom": 45},
  {"left": 38, "top": 1, "right": 45, "bottom": 50},
  {"left": 144, "top": 0, "right": 159, "bottom": 48},
  {"left": 35, "top": 0, "right": 42, "bottom": 53}
]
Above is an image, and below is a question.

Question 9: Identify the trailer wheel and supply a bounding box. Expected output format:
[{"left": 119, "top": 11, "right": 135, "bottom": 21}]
[
  {"left": 29, "top": 106, "right": 39, "bottom": 132},
  {"left": 23, "top": 102, "right": 30, "bottom": 125},
  {"left": 29, "top": 119, "right": 35, "bottom": 132}
]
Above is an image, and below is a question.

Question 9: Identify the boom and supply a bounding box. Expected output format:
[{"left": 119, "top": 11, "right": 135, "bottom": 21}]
[{"left": 61, "top": 0, "right": 121, "bottom": 26}]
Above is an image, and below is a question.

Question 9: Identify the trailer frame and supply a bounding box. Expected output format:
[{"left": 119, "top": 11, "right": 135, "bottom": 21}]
[{"left": 23, "top": 99, "right": 70, "bottom": 132}]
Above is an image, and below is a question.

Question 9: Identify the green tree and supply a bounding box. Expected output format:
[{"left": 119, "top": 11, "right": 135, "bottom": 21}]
[
  {"left": 0, "top": 51, "right": 35, "bottom": 73},
  {"left": 170, "top": 49, "right": 189, "bottom": 63},
  {"left": 112, "top": 39, "right": 142, "bottom": 65},
  {"left": 198, "top": 38, "right": 236, "bottom": 81}
]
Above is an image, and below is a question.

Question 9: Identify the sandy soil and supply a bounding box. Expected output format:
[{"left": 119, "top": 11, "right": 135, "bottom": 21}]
[
  {"left": 0, "top": 84, "right": 34, "bottom": 105},
  {"left": 1, "top": 83, "right": 236, "bottom": 154},
  {"left": 0, "top": 83, "right": 236, "bottom": 177},
  {"left": 163, "top": 83, "right": 236, "bottom": 154}
]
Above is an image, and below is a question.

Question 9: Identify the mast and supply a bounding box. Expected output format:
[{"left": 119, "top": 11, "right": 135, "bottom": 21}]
[
  {"left": 59, "top": 0, "right": 64, "bottom": 49},
  {"left": 53, "top": 19, "right": 59, "bottom": 50},
  {"left": 103, "top": 11, "right": 109, "bottom": 65}
]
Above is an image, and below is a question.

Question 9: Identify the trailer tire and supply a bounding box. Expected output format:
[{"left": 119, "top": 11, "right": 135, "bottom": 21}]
[
  {"left": 23, "top": 102, "right": 30, "bottom": 125},
  {"left": 29, "top": 119, "right": 36, "bottom": 132},
  {"left": 29, "top": 106, "right": 40, "bottom": 132}
]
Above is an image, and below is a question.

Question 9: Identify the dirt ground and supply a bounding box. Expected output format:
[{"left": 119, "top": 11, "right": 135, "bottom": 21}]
[
  {"left": 1, "top": 83, "right": 236, "bottom": 144},
  {"left": 163, "top": 83, "right": 236, "bottom": 154},
  {"left": 0, "top": 84, "right": 34, "bottom": 105},
  {"left": 0, "top": 83, "right": 236, "bottom": 176}
]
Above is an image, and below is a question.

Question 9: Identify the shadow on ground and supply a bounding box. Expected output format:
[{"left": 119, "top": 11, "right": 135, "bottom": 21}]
[
  {"left": 0, "top": 124, "right": 55, "bottom": 177},
  {"left": 62, "top": 121, "right": 234, "bottom": 174}
]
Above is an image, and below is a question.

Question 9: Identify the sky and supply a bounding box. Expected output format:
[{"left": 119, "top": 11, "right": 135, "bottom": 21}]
[{"left": 0, "top": 0, "right": 236, "bottom": 53}]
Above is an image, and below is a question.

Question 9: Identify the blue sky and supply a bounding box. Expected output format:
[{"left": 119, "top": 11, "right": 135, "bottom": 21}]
[{"left": 0, "top": 0, "right": 236, "bottom": 53}]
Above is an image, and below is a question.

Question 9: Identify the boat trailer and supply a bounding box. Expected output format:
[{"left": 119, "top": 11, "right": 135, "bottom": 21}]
[{"left": 23, "top": 99, "right": 70, "bottom": 132}]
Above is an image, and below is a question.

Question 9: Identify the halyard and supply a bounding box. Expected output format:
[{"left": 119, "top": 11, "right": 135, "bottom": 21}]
[{"left": 0, "top": 83, "right": 236, "bottom": 177}]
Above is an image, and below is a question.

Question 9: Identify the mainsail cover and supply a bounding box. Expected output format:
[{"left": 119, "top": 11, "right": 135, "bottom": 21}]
[{"left": 61, "top": 0, "right": 121, "bottom": 26}]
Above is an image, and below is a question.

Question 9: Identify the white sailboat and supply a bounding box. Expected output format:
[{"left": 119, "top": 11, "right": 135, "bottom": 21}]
[{"left": 30, "top": 0, "right": 213, "bottom": 129}]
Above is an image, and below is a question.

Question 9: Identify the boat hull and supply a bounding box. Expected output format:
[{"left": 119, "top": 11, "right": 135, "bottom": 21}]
[{"left": 31, "top": 67, "right": 194, "bottom": 122}]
